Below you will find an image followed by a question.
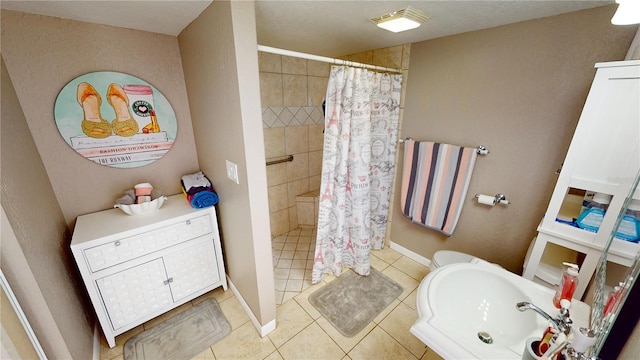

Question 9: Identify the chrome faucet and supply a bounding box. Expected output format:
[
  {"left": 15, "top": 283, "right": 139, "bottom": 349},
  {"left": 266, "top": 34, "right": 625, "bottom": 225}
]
[{"left": 516, "top": 301, "right": 573, "bottom": 335}]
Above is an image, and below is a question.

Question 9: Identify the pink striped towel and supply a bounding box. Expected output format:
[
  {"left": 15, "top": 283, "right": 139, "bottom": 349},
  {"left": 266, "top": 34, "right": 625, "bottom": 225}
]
[{"left": 400, "top": 140, "right": 477, "bottom": 236}]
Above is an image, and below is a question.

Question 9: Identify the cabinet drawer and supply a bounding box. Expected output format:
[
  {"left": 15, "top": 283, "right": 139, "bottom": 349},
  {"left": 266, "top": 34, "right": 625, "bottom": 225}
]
[{"left": 84, "top": 214, "right": 212, "bottom": 272}]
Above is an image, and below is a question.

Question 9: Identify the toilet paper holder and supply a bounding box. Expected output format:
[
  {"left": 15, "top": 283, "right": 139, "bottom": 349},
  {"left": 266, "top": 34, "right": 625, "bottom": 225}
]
[{"left": 475, "top": 193, "right": 510, "bottom": 205}]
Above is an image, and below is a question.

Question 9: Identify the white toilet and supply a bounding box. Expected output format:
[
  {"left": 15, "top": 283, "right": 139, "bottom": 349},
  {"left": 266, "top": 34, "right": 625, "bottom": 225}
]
[{"left": 429, "top": 250, "right": 477, "bottom": 272}]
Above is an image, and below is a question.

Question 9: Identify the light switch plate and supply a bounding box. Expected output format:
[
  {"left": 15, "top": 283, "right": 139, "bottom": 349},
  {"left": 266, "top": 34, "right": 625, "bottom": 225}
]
[{"left": 226, "top": 160, "right": 239, "bottom": 184}]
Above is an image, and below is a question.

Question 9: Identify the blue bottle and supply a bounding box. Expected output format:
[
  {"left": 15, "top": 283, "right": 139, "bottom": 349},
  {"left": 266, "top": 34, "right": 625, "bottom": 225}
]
[
  {"left": 614, "top": 199, "right": 640, "bottom": 242},
  {"left": 576, "top": 192, "right": 611, "bottom": 232}
]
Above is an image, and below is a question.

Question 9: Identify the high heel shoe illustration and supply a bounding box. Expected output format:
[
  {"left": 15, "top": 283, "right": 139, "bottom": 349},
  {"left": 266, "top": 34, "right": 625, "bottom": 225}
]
[
  {"left": 107, "top": 83, "right": 139, "bottom": 137},
  {"left": 77, "top": 82, "right": 111, "bottom": 139}
]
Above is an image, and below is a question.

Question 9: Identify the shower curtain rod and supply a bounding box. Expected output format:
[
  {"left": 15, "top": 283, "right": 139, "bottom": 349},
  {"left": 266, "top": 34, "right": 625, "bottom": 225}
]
[{"left": 257, "top": 45, "right": 402, "bottom": 74}]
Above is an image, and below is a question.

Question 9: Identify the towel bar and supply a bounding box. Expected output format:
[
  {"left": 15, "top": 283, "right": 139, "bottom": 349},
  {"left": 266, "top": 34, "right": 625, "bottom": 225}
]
[
  {"left": 266, "top": 155, "right": 294, "bottom": 166},
  {"left": 398, "top": 137, "right": 489, "bottom": 155}
]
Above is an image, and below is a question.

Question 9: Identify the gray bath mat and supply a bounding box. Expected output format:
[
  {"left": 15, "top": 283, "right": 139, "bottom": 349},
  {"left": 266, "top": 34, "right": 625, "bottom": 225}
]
[
  {"left": 124, "top": 298, "right": 231, "bottom": 360},
  {"left": 309, "top": 268, "right": 403, "bottom": 337}
]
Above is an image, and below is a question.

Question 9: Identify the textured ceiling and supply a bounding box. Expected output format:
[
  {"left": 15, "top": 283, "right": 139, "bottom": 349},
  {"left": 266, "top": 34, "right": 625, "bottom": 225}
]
[{"left": 1, "top": 0, "right": 614, "bottom": 57}]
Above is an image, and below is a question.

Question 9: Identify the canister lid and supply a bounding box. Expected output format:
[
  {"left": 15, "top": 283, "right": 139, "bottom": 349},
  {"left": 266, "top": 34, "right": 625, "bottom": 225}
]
[
  {"left": 593, "top": 192, "right": 612, "bottom": 205},
  {"left": 628, "top": 199, "right": 640, "bottom": 211}
]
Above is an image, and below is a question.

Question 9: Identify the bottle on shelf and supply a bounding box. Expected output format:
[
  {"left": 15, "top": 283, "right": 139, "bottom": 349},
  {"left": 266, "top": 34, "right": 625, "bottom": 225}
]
[
  {"left": 553, "top": 262, "right": 580, "bottom": 308},
  {"left": 614, "top": 198, "right": 640, "bottom": 243},
  {"left": 603, "top": 282, "right": 623, "bottom": 317},
  {"left": 576, "top": 192, "right": 612, "bottom": 232}
]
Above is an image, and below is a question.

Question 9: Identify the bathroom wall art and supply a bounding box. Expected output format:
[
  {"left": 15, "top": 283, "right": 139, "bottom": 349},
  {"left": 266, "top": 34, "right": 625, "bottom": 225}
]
[{"left": 54, "top": 71, "right": 177, "bottom": 168}]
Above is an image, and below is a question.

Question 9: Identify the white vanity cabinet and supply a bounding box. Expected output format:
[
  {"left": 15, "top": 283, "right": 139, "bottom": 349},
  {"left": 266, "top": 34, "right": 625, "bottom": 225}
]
[
  {"left": 70, "top": 194, "right": 227, "bottom": 348},
  {"left": 523, "top": 60, "right": 640, "bottom": 300}
]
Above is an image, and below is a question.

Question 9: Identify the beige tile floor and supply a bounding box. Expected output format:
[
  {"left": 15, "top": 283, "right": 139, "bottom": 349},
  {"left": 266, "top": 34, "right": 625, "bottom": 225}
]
[{"left": 100, "top": 228, "right": 444, "bottom": 360}]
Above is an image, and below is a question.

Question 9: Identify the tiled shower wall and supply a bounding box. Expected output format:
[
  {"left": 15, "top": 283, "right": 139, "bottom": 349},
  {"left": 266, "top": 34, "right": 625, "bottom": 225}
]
[
  {"left": 260, "top": 52, "right": 330, "bottom": 236},
  {"left": 260, "top": 45, "right": 410, "bottom": 237}
]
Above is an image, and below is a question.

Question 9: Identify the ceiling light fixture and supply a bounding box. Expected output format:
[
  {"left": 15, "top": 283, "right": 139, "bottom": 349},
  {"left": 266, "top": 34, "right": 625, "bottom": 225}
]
[
  {"left": 611, "top": 0, "right": 640, "bottom": 25},
  {"left": 370, "top": 6, "right": 429, "bottom": 33}
]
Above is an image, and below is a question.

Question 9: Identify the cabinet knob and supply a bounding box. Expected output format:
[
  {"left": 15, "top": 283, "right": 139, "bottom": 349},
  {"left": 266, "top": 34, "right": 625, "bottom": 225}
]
[
  {"left": 186, "top": 220, "right": 191, "bottom": 225},
  {"left": 163, "top": 277, "right": 174, "bottom": 285},
  {"left": 114, "top": 240, "right": 121, "bottom": 246}
]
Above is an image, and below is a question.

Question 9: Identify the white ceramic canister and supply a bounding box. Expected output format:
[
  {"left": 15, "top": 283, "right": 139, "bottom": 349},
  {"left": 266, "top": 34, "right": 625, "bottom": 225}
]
[{"left": 124, "top": 85, "right": 156, "bottom": 131}]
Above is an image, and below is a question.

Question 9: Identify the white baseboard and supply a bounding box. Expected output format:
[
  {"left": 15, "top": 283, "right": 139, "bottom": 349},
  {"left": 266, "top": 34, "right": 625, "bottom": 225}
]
[
  {"left": 389, "top": 239, "right": 432, "bottom": 268},
  {"left": 226, "top": 275, "right": 276, "bottom": 337}
]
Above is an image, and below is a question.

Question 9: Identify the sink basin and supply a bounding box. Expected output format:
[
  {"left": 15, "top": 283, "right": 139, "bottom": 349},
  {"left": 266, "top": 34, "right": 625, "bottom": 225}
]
[{"left": 410, "top": 260, "right": 590, "bottom": 359}]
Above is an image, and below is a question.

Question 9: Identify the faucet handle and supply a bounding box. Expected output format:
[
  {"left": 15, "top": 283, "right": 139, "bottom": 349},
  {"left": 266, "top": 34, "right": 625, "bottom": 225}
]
[{"left": 557, "top": 299, "right": 573, "bottom": 334}]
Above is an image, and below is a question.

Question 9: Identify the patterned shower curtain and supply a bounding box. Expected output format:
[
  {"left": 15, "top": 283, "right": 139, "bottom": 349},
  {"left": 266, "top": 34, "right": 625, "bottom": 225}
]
[{"left": 312, "top": 65, "right": 402, "bottom": 283}]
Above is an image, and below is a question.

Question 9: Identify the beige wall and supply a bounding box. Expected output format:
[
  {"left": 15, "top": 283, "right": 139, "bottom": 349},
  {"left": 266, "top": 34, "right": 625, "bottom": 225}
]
[
  {"left": 390, "top": 5, "right": 637, "bottom": 273},
  {"left": 179, "top": 1, "right": 276, "bottom": 327},
  {"left": 1, "top": 58, "right": 93, "bottom": 359},
  {"left": 1, "top": 10, "right": 200, "bottom": 227},
  {"left": 260, "top": 53, "right": 329, "bottom": 235}
]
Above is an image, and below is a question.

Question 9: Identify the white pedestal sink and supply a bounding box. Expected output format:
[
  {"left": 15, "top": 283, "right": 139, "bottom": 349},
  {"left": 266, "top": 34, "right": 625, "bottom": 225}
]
[{"left": 410, "top": 259, "right": 590, "bottom": 359}]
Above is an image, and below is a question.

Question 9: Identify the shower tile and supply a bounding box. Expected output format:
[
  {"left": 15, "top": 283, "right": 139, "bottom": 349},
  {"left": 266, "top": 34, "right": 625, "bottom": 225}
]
[
  {"left": 262, "top": 107, "right": 278, "bottom": 128},
  {"left": 259, "top": 52, "right": 282, "bottom": 73},
  {"left": 288, "top": 182, "right": 310, "bottom": 210},
  {"left": 282, "top": 56, "right": 307, "bottom": 75},
  {"left": 294, "top": 108, "right": 310, "bottom": 125},
  {"left": 308, "top": 60, "right": 331, "bottom": 77},
  {"left": 283, "top": 74, "right": 307, "bottom": 106},
  {"left": 288, "top": 206, "right": 299, "bottom": 231},
  {"left": 270, "top": 209, "right": 289, "bottom": 237},
  {"left": 276, "top": 259, "right": 293, "bottom": 269},
  {"left": 260, "top": 72, "right": 283, "bottom": 107},
  {"left": 291, "top": 259, "right": 307, "bottom": 269},
  {"left": 373, "top": 46, "right": 403, "bottom": 69},
  {"left": 308, "top": 76, "right": 328, "bottom": 107},
  {"left": 297, "top": 202, "right": 315, "bottom": 226},
  {"left": 347, "top": 51, "right": 373, "bottom": 65},
  {"left": 287, "top": 159, "right": 309, "bottom": 187},
  {"left": 274, "top": 278, "right": 287, "bottom": 292},
  {"left": 309, "top": 175, "right": 321, "bottom": 191},
  {"left": 266, "top": 162, "right": 287, "bottom": 187},
  {"left": 264, "top": 127, "right": 286, "bottom": 158},
  {"left": 308, "top": 124, "right": 324, "bottom": 150},
  {"left": 274, "top": 268, "right": 290, "bottom": 279},
  {"left": 283, "top": 243, "right": 297, "bottom": 251},
  {"left": 285, "top": 125, "right": 309, "bottom": 154},
  {"left": 289, "top": 268, "right": 305, "bottom": 280},
  {"left": 402, "top": 44, "right": 411, "bottom": 70},
  {"left": 309, "top": 150, "right": 323, "bottom": 176},
  {"left": 268, "top": 183, "right": 288, "bottom": 213},
  {"left": 309, "top": 107, "right": 324, "bottom": 124},
  {"left": 281, "top": 250, "right": 295, "bottom": 259},
  {"left": 279, "top": 108, "right": 295, "bottom": 126},
  {"left": 294, "top": 251, "right": 308, "bottom": 260}
]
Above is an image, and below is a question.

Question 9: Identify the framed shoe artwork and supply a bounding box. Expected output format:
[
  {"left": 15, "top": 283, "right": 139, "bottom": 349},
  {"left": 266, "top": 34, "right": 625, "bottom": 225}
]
[{"left": 54, "top": 71, "right": 177, "bottom": 168}]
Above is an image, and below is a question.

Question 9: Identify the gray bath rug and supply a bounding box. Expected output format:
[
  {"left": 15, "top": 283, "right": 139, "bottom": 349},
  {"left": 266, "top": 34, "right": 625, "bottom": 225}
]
[
  {"left": 309, "top": 268, "right": 403, "bottom": 337},
  {"left": 124, "top": 298, "right": 231, "bottom": 360}
]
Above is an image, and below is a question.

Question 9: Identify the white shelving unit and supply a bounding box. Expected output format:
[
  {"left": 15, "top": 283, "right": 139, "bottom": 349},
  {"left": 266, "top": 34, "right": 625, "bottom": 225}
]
[
  {"left": 70, "top": 194, "right": 227, "bottom": 348},
  {"left": 523, "top": 60, "right": 640, "bottom": 300}
]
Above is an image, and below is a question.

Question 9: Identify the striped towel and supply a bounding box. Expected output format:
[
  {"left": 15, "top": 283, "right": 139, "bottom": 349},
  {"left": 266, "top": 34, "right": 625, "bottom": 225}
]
[{"left": 400, "top": 140, "right": 477, "bottom": 236}]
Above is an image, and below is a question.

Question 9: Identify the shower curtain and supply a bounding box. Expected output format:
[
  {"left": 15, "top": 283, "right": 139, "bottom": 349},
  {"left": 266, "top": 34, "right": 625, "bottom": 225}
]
[{"left": 312, "top": 65, "right": 402, "bottom": 283}]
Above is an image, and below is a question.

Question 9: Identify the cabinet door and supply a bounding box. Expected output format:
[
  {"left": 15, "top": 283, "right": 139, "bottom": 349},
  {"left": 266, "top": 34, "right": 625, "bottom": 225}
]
[
  {"left": 96, "top": 258, "right": 173, "bottom": 331},
  {"left": 163, "top": 237, "right": 220, "bottom": 302}
]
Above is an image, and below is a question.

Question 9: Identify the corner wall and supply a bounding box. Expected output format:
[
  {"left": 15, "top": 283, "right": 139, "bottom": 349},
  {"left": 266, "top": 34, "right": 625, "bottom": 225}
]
[
  {"left": 390, "top": 5, "right": 637, "bottom": 273},
  {"left": 1, "top": 57, "right": 93, "bottom": 360},
  {"left": 179, "top": 0, "right": 276, "bottom": 329}
]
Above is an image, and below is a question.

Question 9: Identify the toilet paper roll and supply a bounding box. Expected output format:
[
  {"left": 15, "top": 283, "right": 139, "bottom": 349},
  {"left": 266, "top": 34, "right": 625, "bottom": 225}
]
[{"left": 477, "top": 194, "right": 496, "bottom": 206}]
